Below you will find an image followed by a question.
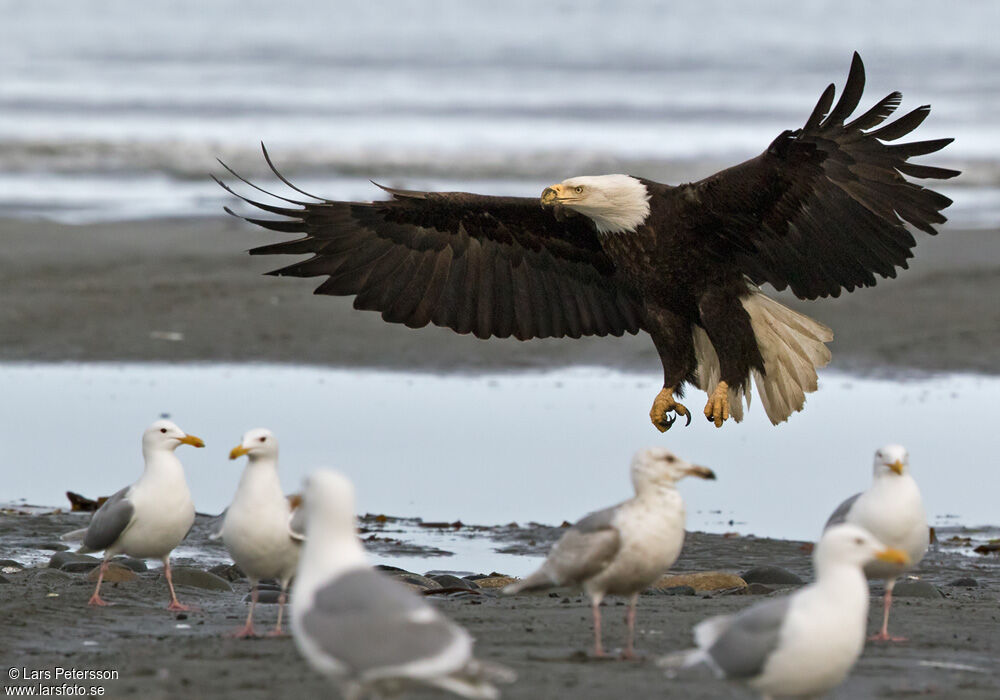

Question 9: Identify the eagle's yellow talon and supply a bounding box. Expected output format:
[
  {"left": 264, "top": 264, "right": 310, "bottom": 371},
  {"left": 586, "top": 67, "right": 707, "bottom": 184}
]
[
  {"left": 650, "top": 387, "right": 690, "bottom": 432},
  {"left": 703, "top": 381, "right": 731, "bottom": 428}
]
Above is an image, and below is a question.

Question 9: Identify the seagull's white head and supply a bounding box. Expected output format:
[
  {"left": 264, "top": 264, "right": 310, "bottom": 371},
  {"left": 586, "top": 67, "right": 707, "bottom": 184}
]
[
  {"left": 229, "top": 427, "right": 279, "bottom": 462},
  {"left": 630, "top": 447, "right": 716, "bottom": 494},
  {"left": 815, "top": 523, "right": 909, "bottom": 573},
  {"left": 142, "top": 419, "right": 205, "bottom": 454},
  {"left": 872, "top": 444, "right": 909, "bottom": 478},
  {"left": 302, "top": 469, "right": 357, "bottom": 538},
  {"left": 540, "top": 174, "right": 651, "bottom": 235}
]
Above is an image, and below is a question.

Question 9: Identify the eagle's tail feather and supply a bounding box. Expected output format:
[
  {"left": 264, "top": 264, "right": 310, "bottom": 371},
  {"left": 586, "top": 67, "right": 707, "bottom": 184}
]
[{"left": 693, "top": 290, "right": 832, "bottom": 425}]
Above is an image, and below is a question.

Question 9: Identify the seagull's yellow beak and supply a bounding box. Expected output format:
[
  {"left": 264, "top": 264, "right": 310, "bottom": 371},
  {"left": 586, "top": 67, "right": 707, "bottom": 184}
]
[
  {"left": 874, "top": 547, "right": 909, "bottom": 566},
  {"left": 686, "top": 465, "right": 717, "bottom": 480},
  {"left": 229, "top": 444, "right": 250, "bottom": 460},
  {"left": 541, "top": 184, "right": 563, "bottom": 206},
  {"left": 889, "top": 460, "right": 905, "bottom": 475},
  {"left": 178, "top": 434, "right": 205, "bottom": 448}
]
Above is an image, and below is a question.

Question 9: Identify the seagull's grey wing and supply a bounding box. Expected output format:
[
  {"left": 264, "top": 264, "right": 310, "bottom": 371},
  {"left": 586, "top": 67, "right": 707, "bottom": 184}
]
[
  {"left": 706, "top": 596, "right": 793, "bottom": 679},
  {"left": 302, "top": 568, "right": 468, "bottom": 677},
  {"left": 824, "top": 493, "right": 862, "bottom": 530},
  {"left": 80, "top": 486, "right": 135, "bottom": 553},
  {"left": 206, "top": 509, "right": 227, "bottom": 541},
  {"left": 543, "top": 505, "right": 622, "bottom": 585}
]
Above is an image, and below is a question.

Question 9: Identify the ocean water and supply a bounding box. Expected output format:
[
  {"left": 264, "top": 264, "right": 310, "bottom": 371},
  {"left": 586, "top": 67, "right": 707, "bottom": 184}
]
[{"left": 1, "top": 0, "right": 997, "bottom": 223}]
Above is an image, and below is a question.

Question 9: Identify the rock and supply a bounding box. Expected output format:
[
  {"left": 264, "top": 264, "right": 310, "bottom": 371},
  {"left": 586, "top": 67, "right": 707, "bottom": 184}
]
[
  {"left": 38, "top": 542, "right": 69, "bottom": 552},
  {"left": 429, "top": 575, "right": 479, "bottom": 590},
  {"left": 0, "top": 559, "right": 25, "bottom": 573},
  {"left": 645, "top": 585, "right": 696, "bottom": 596},
  {"left": 386, "top": 572, "right": 442, "bottom": 591},
  {"left": 464, "top": 572, "right": 509, "bottom": 581},
  {"left": 375, "top": 564, "right": 408, "bottom": 573},
  {"left": 741, "top": 566, "right": 803, "bottom": 585},
  {"left": 653, "top": 572, "right": 747, "bottom": 593},
  {"left": 114, "top": 557, "right": 148, "bottom": 573},
  {"left": 48, "top": 551, "right": 100, "bottom": 571},
  {"left": 208, "top": 563, "right": 245, "bottom": 582},
  {"left": 745, "top": 583, "right": 776, "bottom": 595},
  {"left": 243, "top": 589, "right": 286, "bottom": 604},
  {"left": 946, "top": 577, "right": 978, "bottom": 588},
  {"left": 85, "top": 563, "right": 137, "bottom": 583},
  {"left": 891, "top": 581, "right": 942, "bottom": 599},
  {"left": 168, "top": 567, "right": 233, "bottom": 592},
  {"left": 0, "top": 574, "right": 10, "bottom": 584},
  {"left": 469, "top": 576, "right": 517, "bottom": 590},
  {"left": 34, "top": 569, "right": 72, "bottom": 586}
]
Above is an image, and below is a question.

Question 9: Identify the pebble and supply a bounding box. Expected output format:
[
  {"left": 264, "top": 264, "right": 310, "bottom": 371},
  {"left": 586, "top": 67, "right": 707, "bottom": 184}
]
[
  {"left": 946, "top": 577, "right": 978, "bottom": 588},
  {"left": 653, "top": 572, "right": 747, "bottom": 593},
  {"left": 48, "top": 551, "right": 100, "bottom": 571},
  {"left": 116, "top": 557, "right": 148, "bottom": 573},
  {"left": 0, "top": 559, "right": 25, "bottom": 573},
  {"left": 382, "top": 570, "right": 442, "bottom": 591},
  {"left": 85, "top": 563, "right": 137, "bottom": 583},
  {"left": 38, "top": 542, "right": 70, "bottom": 552},
  {"left": 208, "top": 563, "right": 245, "bottom": 582},
  {"left": 892, "top": 581, "right": 942, "bottom": 599},
  {"left": 243, "top": 589, "right": 286, "bottom": 604},
  {"left": 741, "top": 566, "right": 803, "bottom": 585},
  {"left": 429, "top": 574, "right": 479, "bottom": 590},
  {"left": 744, "top": 583, "right": 776, "bottom": 595},
  {"left": 645, "top": 585, "right": 696, "bottom": 596},
  {"left": 61, "top": 561, "right": 102, "bottom": 573},
  {"left": 168, "top": 567, "right": 233, "bottom": 592},
  {"left": 470, "top": 576, "right": 518, "bottom": 590}
]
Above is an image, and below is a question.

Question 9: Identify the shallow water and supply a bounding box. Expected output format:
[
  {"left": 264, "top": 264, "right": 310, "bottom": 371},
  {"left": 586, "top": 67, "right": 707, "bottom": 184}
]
[{"left": 2, "top": 364, "right": 996, "bottom": 548}]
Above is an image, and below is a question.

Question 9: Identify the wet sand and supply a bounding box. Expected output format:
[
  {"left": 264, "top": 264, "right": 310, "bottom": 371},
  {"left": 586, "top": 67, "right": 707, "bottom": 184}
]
[
  {"left": 2, "top": 217, "right": 1000, "bottom": 375},
  {"left": 1, "top": 510, "right": 998, "bottom": 699}
]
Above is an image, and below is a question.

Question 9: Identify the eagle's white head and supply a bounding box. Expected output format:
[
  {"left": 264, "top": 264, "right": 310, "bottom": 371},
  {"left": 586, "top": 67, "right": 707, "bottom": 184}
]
[{"left": 541, "top": 174, "right": 651, "bottom": 235}]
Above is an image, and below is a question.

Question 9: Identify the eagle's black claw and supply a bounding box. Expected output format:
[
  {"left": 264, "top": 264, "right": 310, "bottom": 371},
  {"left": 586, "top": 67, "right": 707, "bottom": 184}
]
[
  {"left": 684, "top": 411, "right": 692, "bottom": 427},
  {"left": 663, "top": 415, "right": 676, "bottom": 431}
]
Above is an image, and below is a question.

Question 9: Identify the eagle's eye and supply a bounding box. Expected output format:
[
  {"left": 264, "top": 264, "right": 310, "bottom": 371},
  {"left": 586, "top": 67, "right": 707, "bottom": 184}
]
[{"left": 575, "top": 186, "right": 584, "bottom": 194}]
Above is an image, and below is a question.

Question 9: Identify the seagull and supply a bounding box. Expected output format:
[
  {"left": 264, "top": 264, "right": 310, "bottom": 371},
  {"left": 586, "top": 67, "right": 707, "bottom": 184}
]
[
  {"left": 63, "top": 419, "right": 204, "bottom": 609},
  {"left": 824, "top": 444, "right": 929, "bottom": 641},
  {"left": 502, "top": 447, "right": 716, "bottom": 658},
  {"left": 662, "top": 524, "right": 909, "bottom": 699},
  {"left": 215, "top": 428, "right": 303, "bottom": 637},
  {"left": 292, "top": 469, "right": 514, "bottom": 700}
]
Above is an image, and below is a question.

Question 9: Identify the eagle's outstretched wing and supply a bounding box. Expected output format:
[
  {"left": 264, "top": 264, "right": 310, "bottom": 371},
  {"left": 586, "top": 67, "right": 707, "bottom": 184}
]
[
  {"left": 218, "top": 152, "right": 642, "bottom": 341},
  {"left": 683, "top": 52, "right": 959, "bottom": 300}
]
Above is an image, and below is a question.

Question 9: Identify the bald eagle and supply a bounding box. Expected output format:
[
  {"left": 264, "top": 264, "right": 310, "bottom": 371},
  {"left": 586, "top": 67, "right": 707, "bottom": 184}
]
[{"left": 219, "top": 53, "right": 957, "bottom": 432}]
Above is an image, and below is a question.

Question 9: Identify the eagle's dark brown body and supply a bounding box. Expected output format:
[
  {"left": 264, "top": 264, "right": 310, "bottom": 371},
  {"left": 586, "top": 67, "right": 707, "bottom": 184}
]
[{"left": 219, "top": 53, "right": 957, "bottom": 430}]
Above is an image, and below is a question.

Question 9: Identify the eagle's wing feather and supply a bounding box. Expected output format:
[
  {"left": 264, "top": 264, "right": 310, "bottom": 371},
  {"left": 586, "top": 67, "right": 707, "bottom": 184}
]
[
  {"left": 221, "top": 152, "right": 642, "bottom": 340},
  {"left": 686, "top": 52, "right": 959, "bottom": 300}
]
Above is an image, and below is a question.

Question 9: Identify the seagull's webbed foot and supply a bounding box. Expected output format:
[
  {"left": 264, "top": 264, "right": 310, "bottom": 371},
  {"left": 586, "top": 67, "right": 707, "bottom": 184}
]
[
  {"left": 167, "top": 600, "right": 193, "bottom": 612},
  {"left": 868, "top": 632, "right": 907, "bottom": 643},
  {"left": 88, "top": 594, "right": 111, "bottom": 607},
  {"left": 227, "top": 624, "right": 258, "bottom": 639},
  {"left": 703, "top": 381, "right": 731, "bottom": 428},
  {"left": 649, "top": 387, "right": 691, "bottom": 433}
]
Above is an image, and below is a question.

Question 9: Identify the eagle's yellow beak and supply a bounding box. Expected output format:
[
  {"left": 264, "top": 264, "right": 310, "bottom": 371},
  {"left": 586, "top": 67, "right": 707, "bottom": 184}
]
[
  {"left": 874, "top": 547, "right": 909, "bottom": 566},
  {"left": 541, "top": 184, "right": 563, "bottom": 206},
  {"left": 178, "top": 434, "right": 205, "bottom": 448},
  {"left": 889, "top": 460, "right": 905, "bottom": 475},
  {"left": 229, "top": 444, "right": 250, "bottom": 460}
]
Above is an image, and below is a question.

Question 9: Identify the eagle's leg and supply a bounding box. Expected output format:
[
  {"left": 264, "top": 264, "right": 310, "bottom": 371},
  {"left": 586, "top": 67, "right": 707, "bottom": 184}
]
[
  {"left": 645, "top": 305, "right": 697, "bottom": 433},
  {"left": 703, "top": 381, "right": 730, "bottom": 428},
  {"left": 697, "top": 289, "right": 764, "bottom": 429},
  {"left": 649, "top": 388, "right": 690, "bottom": 433}
]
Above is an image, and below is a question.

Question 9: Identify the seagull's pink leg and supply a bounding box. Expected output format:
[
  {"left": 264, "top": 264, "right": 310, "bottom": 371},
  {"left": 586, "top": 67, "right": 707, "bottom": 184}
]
[
  {"left": 229, "top": 583, "right": 259, "bottom": 638},
  {"left": 591, "top": 598, "right": 606, "bottom": 658},
  {"left": 869, "top": 579, "right": 906, "bottom": 642},
  {"left": 163, "top": 557, "right": 192, "bottom": 612},
  {"left": 266, "top": 588, "right": 288, "bottom": 637},
  {"left": 88, "top": 559, "right": 112, "bottom": 606},
  {"left": 621, "top": 593, "right": 639, "bottom": 659}
]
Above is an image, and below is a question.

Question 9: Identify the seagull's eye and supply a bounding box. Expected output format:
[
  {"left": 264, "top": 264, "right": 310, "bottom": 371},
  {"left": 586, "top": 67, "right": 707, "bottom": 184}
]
[
  {"left": 855, "top": 537, "right": 864, "bottom": 545},
  {"left": 259, "top": 436, "right": 267, "bottom": 443},
  {"left": 575, "top": 186, "right": 584, "bottom": 193},
  {"left": 665, "top": 455, "right": 676, "bottom": 463},
  {"left": 160, "top": 428, "right": 167, "bottom": 434}
]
